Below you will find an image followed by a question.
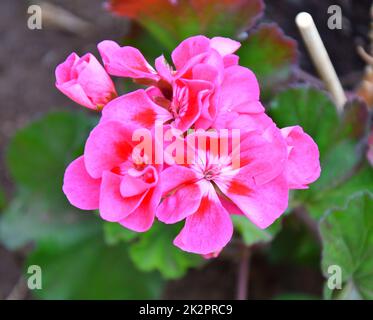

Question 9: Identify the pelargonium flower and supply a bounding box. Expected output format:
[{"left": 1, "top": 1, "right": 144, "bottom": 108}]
[
  {"left": 97, "top": 36, "right": 264, "bottom": 132},
  {"left": 55, "top": 53, "right": 117, "bottom": 110},
  {"left": 156, "top": 128, "right": 289, "bottom": 254},
  {"left": 63, "top": 121, "right": 161, "bottom": 232},
  {"left": 59, "top": 34, "right": 321, "bottom": 257}
]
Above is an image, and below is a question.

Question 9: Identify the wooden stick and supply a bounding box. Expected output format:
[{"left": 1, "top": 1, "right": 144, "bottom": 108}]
[
  {"left": 36, "top": 1, "right": 93, "bottom": 36},
  {"left": 296, "top": 12, "right": 347, "bottom": 113}
]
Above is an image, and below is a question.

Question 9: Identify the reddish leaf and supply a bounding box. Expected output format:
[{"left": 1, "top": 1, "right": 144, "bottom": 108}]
[
  {"left": 107, "top": 0, "right": 264, "bottom": 41},
  {"left": 239, "top": 23, "right": 298, "bottom": 96}
]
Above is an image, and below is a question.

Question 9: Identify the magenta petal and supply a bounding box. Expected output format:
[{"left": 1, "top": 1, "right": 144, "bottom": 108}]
[
  {"left": 99, "top": 171, "right": 145, "bottom": 222},
  {"left": 55, "top": 52, "right": 116, "bottom": 110},
  {"left": 174, "top": 186, "right": 233, "bottom": 255},
  {"left": 239, "top": 124, "right": 287, "bottom": 185},
  {"left": 281, "top": 126, "right": 321, "bottom": 189},
  {"left": 120, "top": 166, "right": 158, "bottom": 197},
  {"left": 157, "top": 183, "right": 202, "bottom": 224},
  {"left": 84, "top": 121, "right": 133, "bottom": 179},
  {"left": 63, "top": 156, "right": 100, "bottom": 210},
  {"left": 218, "top": 195, "right": 245, "bottom": 215},
  {"left": 101, "top": 89, "right": 172, "bottom": 129},
  {"left": 220, "top": 65, "right": 262, "bottom": 111},
  {"left": 55, "top": 52, "right": 79, "bottom": 83},
  {"left": 223, "top": 54, "right": 239, "bottom": 67},
  {"left": 76, "top": 53, "right": 116, "bottom": 106},
  {"left": 158, "top": 165, "right": 201, "bottom": 196},
  {"left": 155, "top": 55, "right": 173, "bottom": 82},
  {"left": 220, "top": 173, "right": 289, "bottom": 229},
  {"left": 174, "top": 190, "right": 233, "bottom": 254},
  {"left": 210, "top": 37, "right": 241, "bottom": 56},
  {"left": 56, "top": 82, "right": 96, "bottom": 110},
  {"left": 156, "top": 166, "right": 202, "bottom": 224},
  {"left": 98, "top": 40, "right": 159, "bottom": 80},
  {"left": 171, "top": 35, "right": 211, "bottom": 70},
  {"left": 119, "top": 186, "right": 161, "bottom": 232}
]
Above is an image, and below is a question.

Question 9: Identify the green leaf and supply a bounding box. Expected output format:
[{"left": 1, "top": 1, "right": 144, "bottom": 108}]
[
  {"left": 320, "top": 192, "right": 373, "bottom": 300},
  {"left": 6, "top": 112, "right": 96, "bottom": 204},
  {"left": 0, "top": 190, "right": 99, "bottom": 251},
  {"left": 197, "top": 0, "right": 264, "bottom": 38},
  {"left": 129, "top": 221, "right": 203, "bottom": 279},
  {"left": 232, "top": 215, "right": 281, "bottom": 246},
  {"left": 268, "top": 217, "right": 320, "bottom": 267},
  {"left": 273, "top": 293, "right": 319, "bottom": 300},
  {"left": 27, "top": 233, "right": 164, "bottom": 299},
  {"left": 304, "top": 163, "right": 373, "bottom": 220},
  {"left": 269, "top": 86, "right": 339, "bottom": 156},
  {"left": 239, "top": 23, "right": 298, "bottom": 98},
  {"left": 103, "top": 221, "right": 138, "bottom": 245},
  {"left": 341, "top": 98, "right": 370, "bottom": 140},
  {"left": 0, "top": 186, "right": 5, "bottom": 210}
]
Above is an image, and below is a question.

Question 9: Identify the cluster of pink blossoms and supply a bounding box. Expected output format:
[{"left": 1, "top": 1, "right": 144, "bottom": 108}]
[{"left": 57, "top": 36, "right": 321, "bottom": 256}]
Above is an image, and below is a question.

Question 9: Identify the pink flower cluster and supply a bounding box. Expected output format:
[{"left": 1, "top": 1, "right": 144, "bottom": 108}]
[{"left": 57, "top": 36, "right": 320, "bottom": 255}]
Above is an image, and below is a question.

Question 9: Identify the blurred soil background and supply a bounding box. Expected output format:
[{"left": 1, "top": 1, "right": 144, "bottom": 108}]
[{"left": 0, "top": 0, "right": 371, "bottom": 299}]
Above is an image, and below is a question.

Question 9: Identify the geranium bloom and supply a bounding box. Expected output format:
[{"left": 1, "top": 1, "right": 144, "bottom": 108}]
[
  {"left": 60, "top": 34, "right": 321, "bottom": 256},
  {"left": 55, "top": 53, "right": 117, "bottom": 110},
  {"left": 63, "top": 121, "right": 161, "bottom": 232},
  {"left": 97, "top": 36, "right": 264, "bottom": 132},
  {"left": 156, "top": 127, "right": 289, "bottom": 254}
]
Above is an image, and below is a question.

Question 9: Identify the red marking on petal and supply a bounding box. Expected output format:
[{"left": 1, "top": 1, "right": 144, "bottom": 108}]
[
  {"left": 227, "top": 179, "right": 252, "bottom": 195},
  {"left": 114, "top": 141, "right": 131, "bottom": 160},
  {"left": 132, "top": 108, "right": 157, "bottom": 127}
]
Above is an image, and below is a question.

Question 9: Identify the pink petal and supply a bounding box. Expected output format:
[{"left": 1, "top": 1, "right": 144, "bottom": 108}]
[
  {"left": 171, "top": 35, "right": 211, "bottom": 70},
  {"left": 84, "top": 121, "right": 133, "bottom": 179},
  {"left": 174, "top": 185, "right": 233, "bottom": 254},
  {"left": 218, "top": 194, "right": 245, "bottom": 215},
  {"left": 157, "top": 182, "right": 202, "bottom": 224},
  {"left": 98, "top": 40, "right": 159, "bottom": 80},
  {"left": 171, "top": 79, "right": 211, "bottom": 132},
  {"left": 55, "top": 53, "right": 116, "bottom": 110},
  {"left": 281, "top": 126, "right": 321, "bottom": 189},
  {"left": 220, "top": 65, "right": 262, "bottom": 112},
  {"left": 119, "top": 186, "right": 161, "bottom": 232},
  {"left": 210, "top": 37, "right": 241, "bottom": 56},
  {"left": 155, "top": 55, "right": 173, "bottom": 82},
  {"left": 63, "top": 156, "right": 101, "bottom": 210},
  {"left": 120, "top": 165, "right": 158, "bottom": 197},
  {"left": 221, "top": 111, "right": 273, "bottom": 132},
  {"left": 158, "top": 165, "right": 201, "bottom": 195},
  {"left": 56, "top": 82, "right": 96, "bottom": 110},
  {"left": 223, "top": 54, "right": 239, "bottom": 67},
  {"left": 101, "top": 89, "right": 172, "bottom": 129},
  {"left": 75, "top": 53, "right": 116, "bottom": 106},
  {"left": 238, "top": 124, "right": 287, "bottom": 185},
  {"left": 99, "top": 171, "right": 146, "bottom": 222},
  {"left": 55, "top": 52, "right": 79, "bottom": 83},
  {"left": 218, "top": 173, "right": 289, "bottom": 229}
]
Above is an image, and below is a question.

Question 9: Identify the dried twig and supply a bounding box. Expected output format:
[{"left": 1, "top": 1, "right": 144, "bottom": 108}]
[{"left": 35, "top": 1, "right": 94, "bottom": 36}]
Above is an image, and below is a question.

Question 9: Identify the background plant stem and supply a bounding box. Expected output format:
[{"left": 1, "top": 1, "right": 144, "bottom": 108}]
[{"left": 236, "top": 244, "right": 251, "bottom": 300}]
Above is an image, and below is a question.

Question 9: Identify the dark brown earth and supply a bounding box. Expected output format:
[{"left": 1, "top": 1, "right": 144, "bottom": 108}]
[{"left": 0, "top": 0, "right": 371, "bottom": 299}]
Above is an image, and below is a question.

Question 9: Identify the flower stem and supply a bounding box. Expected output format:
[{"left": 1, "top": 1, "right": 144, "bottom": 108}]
[{"left": 236, "top": 244, "right": 251, "bottom": 300}]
